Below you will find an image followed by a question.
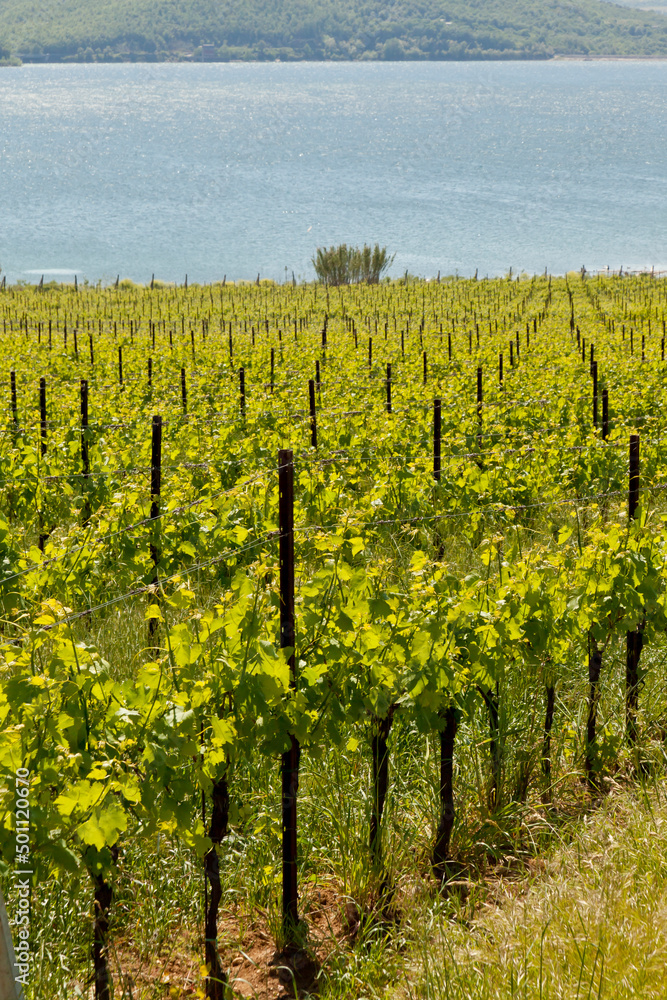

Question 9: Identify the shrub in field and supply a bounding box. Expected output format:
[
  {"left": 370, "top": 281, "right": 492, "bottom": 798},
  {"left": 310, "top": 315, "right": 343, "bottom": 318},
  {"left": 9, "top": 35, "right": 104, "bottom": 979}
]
[{"left": 311, "top": 243, "right": 395, "bottom": 285}]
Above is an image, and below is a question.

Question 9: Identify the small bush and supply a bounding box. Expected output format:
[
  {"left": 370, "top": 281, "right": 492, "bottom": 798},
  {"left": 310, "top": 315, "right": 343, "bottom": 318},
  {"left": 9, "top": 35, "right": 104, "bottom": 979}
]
[{"left": 312, "top": 243, "right": 395, "bottom": 285}]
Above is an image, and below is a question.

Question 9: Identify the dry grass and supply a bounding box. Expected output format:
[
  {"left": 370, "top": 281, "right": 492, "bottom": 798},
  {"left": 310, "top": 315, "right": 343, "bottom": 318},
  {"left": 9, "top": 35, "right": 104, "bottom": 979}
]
[{"left": 405, "top": 779, "right": 667, "bottom": 999}]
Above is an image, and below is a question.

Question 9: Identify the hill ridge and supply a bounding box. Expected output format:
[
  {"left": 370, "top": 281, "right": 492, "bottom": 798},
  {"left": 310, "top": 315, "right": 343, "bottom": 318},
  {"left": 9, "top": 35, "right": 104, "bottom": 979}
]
[{"left": 1, "top": 0, "right": 667, "bottom": 63}]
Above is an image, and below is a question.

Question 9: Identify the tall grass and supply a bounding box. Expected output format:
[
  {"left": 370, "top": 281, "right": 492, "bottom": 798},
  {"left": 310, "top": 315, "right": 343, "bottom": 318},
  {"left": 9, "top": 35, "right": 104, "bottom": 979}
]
[{"left": 407, "top": 781, "right": 667, "bottom": 1000}]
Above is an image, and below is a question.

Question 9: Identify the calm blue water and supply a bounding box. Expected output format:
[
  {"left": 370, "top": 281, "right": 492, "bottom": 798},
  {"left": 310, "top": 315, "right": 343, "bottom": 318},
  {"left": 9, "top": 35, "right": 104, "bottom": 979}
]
[{"left": 0, "top": 60, "right": 666, "bottom": 284}]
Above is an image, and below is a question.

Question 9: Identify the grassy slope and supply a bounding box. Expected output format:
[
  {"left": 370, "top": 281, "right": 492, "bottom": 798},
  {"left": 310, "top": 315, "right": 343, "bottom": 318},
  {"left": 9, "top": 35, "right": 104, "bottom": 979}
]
[
  {"left": 1, "top": 0, "right": 667, "bottom": 60},
  {"left": 407, "top": 783, "right": 667, "bottom": 999}
]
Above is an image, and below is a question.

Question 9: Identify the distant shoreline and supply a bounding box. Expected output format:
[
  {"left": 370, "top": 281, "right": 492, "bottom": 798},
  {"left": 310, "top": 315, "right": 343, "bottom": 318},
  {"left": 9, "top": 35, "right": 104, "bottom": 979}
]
[
  {"left": 553, "top": 52, "right": 667, "bottom": 58},
  {"left": 5, "top": 52, "right": 667, "bottom": 66}
]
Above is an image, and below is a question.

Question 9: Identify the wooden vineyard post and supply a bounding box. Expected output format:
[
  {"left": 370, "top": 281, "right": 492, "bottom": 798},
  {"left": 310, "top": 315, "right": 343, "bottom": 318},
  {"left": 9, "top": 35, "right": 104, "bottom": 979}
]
[
  {"left": 433, "top": 399, "right": 441, "bottom": 481},
  {"left": 203, "top": 771, "right": 229, "bottom": 1000},
  {"left": 585, "top": 638, "right": 603, "bottom": 792},
  {"left": 448, "top": 331, "right": 452, "bottom": 361},
  {"left": 499, "top": 353, "right": 503, "bottom": 385},
  {"left": 602, "top": 389, "right": 609, "bottom": 441},
  {"left": 89, "top": 333, "right": 94, "bottom": 366},
  {"left": 370, "top": 713, "right": 393, "bottom": 875},
  {"left": 476, "top": 367, "right": 482, "bottom": 449},
  {"left": 278, "top": 449, "right": 299, "bottom": 941},
  {"left": 148, "top": 358, "right": 152, "bottom": 389},
  {"left": 39, "top": 377, "right": 47, "bottom": 457},
  {"left": 181, "top": 368, "right": 187, "bottom": 414},
  {"left": 431, "top": 395, "right": 457, "bottom": 875},
  {"left": 239, "top": 367, "right": 246, "bottom": 420},
  {"left": 270, "top": 348, "right": 275, "bottom": 393},
  {"left": 73, "top": 328, "right": 78, "bottom": 359},
  {"left": 627, "top": 433, "right": 642, "bottom": 746},
  {"left": 315, "top": 359, "right": 321, "bottom": 391},
  {"left": 368, "top": 336, "right": 373, "bottom": 371},
  {"left": 433, "top": 704, "right": 458, "bottom": 879},
  {"left": 386, "top": 363, "right": 392, "bottom": 414},
  {"left": 541, "top": 680, "right": 555, "bottom": 804},
  {"left": 118, "top": 347, "right": 123, "bottom": 389},
  {"left": 149, "top": 416, "right": 162, "bottom": 639},
  {"left": 81, "top": 381, "right": 89, "bottom": 469},
  {"left": 509, "top": 341, "right": 514, "bottom": 368},
  {"left": 81, "top": 379, "right": 90, "bottom": 523},
  {"left": 308, "top": 379, "right": 317, "bottom": 449},
  {"left": 10, "top": 370, "right": 17, "bottom": 434},
  {"left": 629, "top": 434, "right": 639, "bottom": 519},
  {"left": 592, "top": 361, "right": 598, "bottom": 427},
  {"left": 423, "top": 351, "right": 427, "bottom": 385},
  {"left": 37, "top": 377, "right": 48, "bottom": 551}
]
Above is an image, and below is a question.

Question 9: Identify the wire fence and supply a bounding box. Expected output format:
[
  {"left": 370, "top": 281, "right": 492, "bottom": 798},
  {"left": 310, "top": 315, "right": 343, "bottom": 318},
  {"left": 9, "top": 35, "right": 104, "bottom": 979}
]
[{"left": 30, "top": 475, "right": 667, "bottom": 631}]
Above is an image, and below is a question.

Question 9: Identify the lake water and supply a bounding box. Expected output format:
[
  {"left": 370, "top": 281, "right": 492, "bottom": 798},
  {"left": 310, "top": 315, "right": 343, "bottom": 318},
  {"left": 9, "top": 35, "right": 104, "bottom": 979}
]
[{"left": 0, "top": 60, "right": 666, "bottom": 284}]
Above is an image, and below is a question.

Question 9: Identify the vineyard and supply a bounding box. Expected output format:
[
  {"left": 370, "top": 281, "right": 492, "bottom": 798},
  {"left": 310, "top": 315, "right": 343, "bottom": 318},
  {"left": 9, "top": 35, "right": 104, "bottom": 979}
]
[{"left": 0, "top": 271, "right": 667, "bottom": 999}]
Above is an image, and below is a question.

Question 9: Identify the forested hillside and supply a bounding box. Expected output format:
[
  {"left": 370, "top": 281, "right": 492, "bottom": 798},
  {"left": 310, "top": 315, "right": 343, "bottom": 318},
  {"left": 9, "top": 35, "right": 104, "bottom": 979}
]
[{"left": 1, "top": 0, "right": 667, "bottom": 62}]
